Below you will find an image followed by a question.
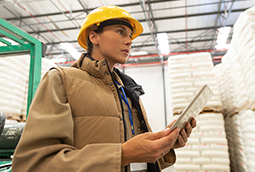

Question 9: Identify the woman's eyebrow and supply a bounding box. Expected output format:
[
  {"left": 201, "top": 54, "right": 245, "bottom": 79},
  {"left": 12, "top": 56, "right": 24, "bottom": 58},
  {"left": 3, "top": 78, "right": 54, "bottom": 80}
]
[
  {"left": 116, "top": 26, "right": 126, "bottom": 30},
  {"left": 116, "top": 25, "right": 133, "bottom": 37}
]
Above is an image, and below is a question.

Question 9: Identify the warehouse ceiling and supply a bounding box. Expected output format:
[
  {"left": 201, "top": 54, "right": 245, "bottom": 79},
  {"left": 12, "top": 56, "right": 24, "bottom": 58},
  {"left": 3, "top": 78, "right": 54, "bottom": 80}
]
[{"left": 1, "top": 0, "right": 255, "bottom": 66}]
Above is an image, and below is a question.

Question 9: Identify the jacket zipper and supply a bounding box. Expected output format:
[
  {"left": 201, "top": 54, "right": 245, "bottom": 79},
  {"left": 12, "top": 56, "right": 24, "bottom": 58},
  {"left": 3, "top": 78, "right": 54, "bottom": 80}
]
[{"left": 105, "top": 60, "right": 128, "bottom": 172}]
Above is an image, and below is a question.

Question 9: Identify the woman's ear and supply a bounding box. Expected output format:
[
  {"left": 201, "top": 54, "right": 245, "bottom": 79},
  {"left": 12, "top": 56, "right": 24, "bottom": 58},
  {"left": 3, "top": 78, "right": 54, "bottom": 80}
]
[{"left": 88, "top": 31, "right": 99, "bottom": 45}]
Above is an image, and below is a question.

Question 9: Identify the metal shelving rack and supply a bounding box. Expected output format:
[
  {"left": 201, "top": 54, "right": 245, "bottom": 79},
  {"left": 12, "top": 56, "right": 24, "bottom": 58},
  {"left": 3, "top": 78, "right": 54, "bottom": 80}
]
[
  {"left": 0, "top": 18, "right": 46, "bottom": 116},
  {"left": 0, "top": 18, "right": 46, "bottom": 171}
]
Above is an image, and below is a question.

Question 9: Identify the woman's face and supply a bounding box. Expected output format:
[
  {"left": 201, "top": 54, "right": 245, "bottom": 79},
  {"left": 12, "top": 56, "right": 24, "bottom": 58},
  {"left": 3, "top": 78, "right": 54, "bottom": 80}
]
[{"left": 92, "top": 24, "right": 133, "bottom": 69}]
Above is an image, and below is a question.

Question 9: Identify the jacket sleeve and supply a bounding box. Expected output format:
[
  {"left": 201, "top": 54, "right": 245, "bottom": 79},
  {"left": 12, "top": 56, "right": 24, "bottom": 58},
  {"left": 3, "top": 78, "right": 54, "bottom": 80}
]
[
  {"left": 159, "top": 149, "right": 176, "bottom": 169},
  {"left": 12, "top": 69, "right": 122, "bottom": 172}
]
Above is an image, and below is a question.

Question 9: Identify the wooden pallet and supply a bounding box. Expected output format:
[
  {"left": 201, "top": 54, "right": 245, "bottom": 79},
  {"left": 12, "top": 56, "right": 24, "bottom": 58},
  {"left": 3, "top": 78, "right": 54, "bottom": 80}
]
[
  {"left": 223, "top": 111, "right": 239, "bottom": 118},
  {"left": 5, "top": 112, "right": 26, "bottom": 122},
  {"left": 173, "top": 106, "right": 222, "bottom": 115},
  {"left": 251, "top": 106, "right": 255, "bottom": 111},
  {"left": 173, "top": 109, "right": 183, "bottom": 115},
  {"left": 200, "top": 106, "right": 222, "bottom": 113}
]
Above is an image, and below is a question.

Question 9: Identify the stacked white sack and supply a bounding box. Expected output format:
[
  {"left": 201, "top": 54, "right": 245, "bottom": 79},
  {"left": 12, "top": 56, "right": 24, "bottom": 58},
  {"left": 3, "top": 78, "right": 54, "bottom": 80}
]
[
  {"left": 21, "top": 57, "right": 57, "bottom": 119},
  {"left": 214, "top": 64, "right": 230, "bottom": 115},
  {"left": 168, "top": 52, "right": 222, "bottom": 114},
  {"left": 173, "top": 113, "right": 229, "bottom": 172},
  {"left": 214, "top": 63, "right": 238, "bottom": 116},
  {"left": 216, "top": 6, "right": 255, "bottom": 114},
  {"left": 41, "top": 57, "right": 57, "bottom": 78},
  {"left": 228, "top": 114, "right": 248, "bottom": 172},
  {"left": 235, "top": 110, "right": 255, "bottom": 171},
  {"left": 224, "top": 110, "right": 255, "bottom": 172},
  {"left": 220, "top": 52, "right": 248, "bottom": 114},
  {"left": 0, "top": 55, "right": 57, "bottom": 121},
  {"left": 224, "top": 115, "right": 237, "bottom": 171},
  {"left": 0, "top": 55, "right": 30, "bottom": 120}
]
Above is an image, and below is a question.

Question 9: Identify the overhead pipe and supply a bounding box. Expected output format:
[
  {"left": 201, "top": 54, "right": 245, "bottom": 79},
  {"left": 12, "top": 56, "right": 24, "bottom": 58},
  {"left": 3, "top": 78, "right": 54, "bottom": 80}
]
[
  {"left": 13, "top": 0, "right": 63, "bottom": 43},
  {"left": 139, "top": 0, "right": 169, "bottom": 126},
  {"left": 185, "top": 0, "right": 188, "bottom": 52},
  {"left": 61, "top": 49, "right": 220, "bottom": 65},
  {"left": 129, "top": 49, "right": 214, "bottom": 59},
  {"left": 145, "top": 0, "right": 169, "bottom": 126},
  {"left": 54, "top": 0, "right": 81, "bottom": 28},
  {"left": 223, "top": 0, "right": 235, "bottom": 27},
  {"left": 60, "top": 57, "right": 220, "bottom": 68}
]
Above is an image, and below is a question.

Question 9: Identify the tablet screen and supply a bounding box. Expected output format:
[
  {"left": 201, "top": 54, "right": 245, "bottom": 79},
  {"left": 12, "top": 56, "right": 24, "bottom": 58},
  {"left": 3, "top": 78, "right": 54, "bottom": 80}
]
[{"left": 170, "top": 84, "right": 214, "bottom": 132}]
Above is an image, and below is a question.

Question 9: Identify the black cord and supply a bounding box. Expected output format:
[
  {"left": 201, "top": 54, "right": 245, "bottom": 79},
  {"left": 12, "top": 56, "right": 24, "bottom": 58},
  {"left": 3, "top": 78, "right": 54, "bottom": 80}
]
[{"left": 0, "top": 163, "right": 12, "bottom": 169}]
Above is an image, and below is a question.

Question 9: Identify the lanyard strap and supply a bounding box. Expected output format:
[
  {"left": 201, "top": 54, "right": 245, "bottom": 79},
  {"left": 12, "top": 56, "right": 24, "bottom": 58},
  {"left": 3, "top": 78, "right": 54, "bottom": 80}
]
[{"left": 115, "top": 80, "right": 135, "bottom": 135}]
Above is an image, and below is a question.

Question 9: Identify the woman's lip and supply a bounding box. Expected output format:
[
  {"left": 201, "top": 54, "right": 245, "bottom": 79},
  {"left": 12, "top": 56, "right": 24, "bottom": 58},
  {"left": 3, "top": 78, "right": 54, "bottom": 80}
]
[{"left": 122, "top": 50, "right": 129, "bottom": 55}]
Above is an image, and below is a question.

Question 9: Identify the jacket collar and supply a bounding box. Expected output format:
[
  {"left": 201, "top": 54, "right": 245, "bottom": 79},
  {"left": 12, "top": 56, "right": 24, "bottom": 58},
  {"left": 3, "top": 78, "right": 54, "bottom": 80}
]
[
  {"left": 70, "top": 53, "right": 124, "bottom": 86},
  {"left": 71, "top": 53, "right": 144, "bottom": 96},
  {"left": 113, "top": 68, "right": 145, "bottom": 97},
  {"left": 71, "top": 53, "right": 108, "bottom": 79}
]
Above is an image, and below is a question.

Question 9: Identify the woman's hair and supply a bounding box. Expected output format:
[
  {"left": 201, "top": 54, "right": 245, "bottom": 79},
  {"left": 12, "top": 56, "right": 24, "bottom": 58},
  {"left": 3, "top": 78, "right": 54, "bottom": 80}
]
[{"left": 86, "top": 26, "right": 104, "bottom": 55}]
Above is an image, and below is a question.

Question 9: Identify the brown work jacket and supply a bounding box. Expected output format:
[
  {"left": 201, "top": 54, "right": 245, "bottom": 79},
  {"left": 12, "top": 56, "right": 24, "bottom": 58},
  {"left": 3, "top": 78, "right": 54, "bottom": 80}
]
[{"left": 12, "top": 54, "right": 176, "bottom": 172}]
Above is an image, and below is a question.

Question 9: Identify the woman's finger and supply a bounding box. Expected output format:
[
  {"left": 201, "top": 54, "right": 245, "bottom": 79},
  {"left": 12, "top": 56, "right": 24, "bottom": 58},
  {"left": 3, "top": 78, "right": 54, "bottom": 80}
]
[
  {"left": 191, "top": 118, "right": 197, "bottom": 128},
  {"left": 181, "top": 129, "right": 188, "bottom": 142},
  {"left": 177, "top": 135, "right": 185, "bottom": 147},
  {"left": 185, "top": 122, "right": 192, "bottom": 137}
]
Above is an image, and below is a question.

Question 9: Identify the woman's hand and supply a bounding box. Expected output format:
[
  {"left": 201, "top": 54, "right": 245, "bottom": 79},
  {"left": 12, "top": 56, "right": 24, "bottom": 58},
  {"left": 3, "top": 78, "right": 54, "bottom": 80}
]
[
  {"left": 171, "top": 117, "right": 197, "bottom": 149},
  {"left": 121, "top": 127, "right": 180, "bottom": 166},
  {"left": 121, "top": 118, "right": 197, "bottom": 166}
]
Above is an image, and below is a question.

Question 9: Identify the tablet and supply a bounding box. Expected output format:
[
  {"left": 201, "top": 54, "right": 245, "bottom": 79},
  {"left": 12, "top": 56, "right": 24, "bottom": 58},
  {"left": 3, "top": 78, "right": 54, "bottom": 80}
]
[{"left": 170, "top": 84, "right": 214, "bottom": 132}]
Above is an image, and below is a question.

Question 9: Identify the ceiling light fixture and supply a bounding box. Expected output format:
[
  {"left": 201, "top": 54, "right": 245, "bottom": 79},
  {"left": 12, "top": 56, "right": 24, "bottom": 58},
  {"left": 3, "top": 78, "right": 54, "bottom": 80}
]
[
  {"left": 60, "top": 42, "right": 81, "bottom": 60},
  {"left": 157, "top": 33, "right": 170, "bottom": 55},
  {"left": 130, "top": 51, "right": 148, "bottom": 56},
  {"left": 215, "top": 27, "right": 231, "bottom": 50},
  {"left": 50, "top": 58, "right": 67, "bottom": 63}
]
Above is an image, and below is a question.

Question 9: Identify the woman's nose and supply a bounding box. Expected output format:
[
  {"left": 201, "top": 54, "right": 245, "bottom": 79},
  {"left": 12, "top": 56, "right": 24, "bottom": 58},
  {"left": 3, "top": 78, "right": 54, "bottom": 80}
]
[{"left": 125, "top": 36, "right": 132, "bottom": 46}]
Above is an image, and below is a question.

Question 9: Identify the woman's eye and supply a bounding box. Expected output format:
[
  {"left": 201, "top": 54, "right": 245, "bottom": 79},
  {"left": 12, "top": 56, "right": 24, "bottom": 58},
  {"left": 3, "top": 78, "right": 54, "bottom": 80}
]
[{"left": 118, "top": 30, "right": 124, "bottom": 35}]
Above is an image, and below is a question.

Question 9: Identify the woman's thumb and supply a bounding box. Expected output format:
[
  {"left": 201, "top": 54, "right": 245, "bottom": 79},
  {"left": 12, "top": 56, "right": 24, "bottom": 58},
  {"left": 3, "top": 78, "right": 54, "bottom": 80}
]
[{"left": 150, "top": 128, "right": 171, "bottom": 140}]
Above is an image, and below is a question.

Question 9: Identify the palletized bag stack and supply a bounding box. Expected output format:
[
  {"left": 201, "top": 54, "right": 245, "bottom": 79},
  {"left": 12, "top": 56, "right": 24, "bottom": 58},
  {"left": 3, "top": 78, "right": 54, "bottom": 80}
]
[
  {"left": 168, "top": 53, "right": 230, "bottom": 172},
  {"left": 0, "top": 56, "right": 30, "bottom": 121},
  {"left": 236, "top": 110, "right": 255, "bottom": 171},
  {"left": 41, "top": 57, "right": 57, "bottom": 77},
  {"left": 214, "top": 63, "right": 238, "bottom": 116},
  {"left": 173, "top": 113, "right": 230, "bottom": 172},
  {"left": 168, "top": 52, "right": 222, "bottom": 114},
  {"left": 224, "top": 114, "right": 247, "bottom": 172},
  {"left": 216, "top": 52, "right": 249, "bottom": 115},
  {"left": 21, "top": 57, "right": 57, "bottom": 120},
  {"left": 224, "top": 110, "right": 255, "bottom": 172},
  {"left": 214, "top": 6, "right": 255, "bottom": 172},
  {"left": 217, "top": 6, "right": 255, "bottom": 113},
  {"left": 0, "top": 55, "right": 56, "bottom": 121}
]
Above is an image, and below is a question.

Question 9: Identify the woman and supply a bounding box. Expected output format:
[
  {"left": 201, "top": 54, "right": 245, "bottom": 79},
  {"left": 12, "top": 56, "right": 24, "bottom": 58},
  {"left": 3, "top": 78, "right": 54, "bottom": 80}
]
[{"left": 12, "top": 5, "right": 196, "bottom": 172}]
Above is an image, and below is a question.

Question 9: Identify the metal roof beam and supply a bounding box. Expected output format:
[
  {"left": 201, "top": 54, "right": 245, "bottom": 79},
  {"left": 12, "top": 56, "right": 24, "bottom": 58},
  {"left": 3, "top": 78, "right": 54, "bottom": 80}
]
[
  {"left": 4, "top": 1, "right": 248, "bottom": 21},
  {"left": 2, "top": 5, "right": 50, "bottom": 43},
  {"left": 47, "top": 48, "right": 227, "bottom": 60},
  {"left": 138, "top": 8, "right": 246, "bottom": 22},
  {"left": 3, "top": 0, "right": 178, "bottom": 21},
  {"left": 21, "top": 7, "right": 246, "bottom": 35},
  {"left": 48, "top": 0, "right": 80, "bottom": 28},
  {"left": 45, "top": 36, "right": 231, "bottom": 49},
  {"left": 131, "top": 37, "right": 231, "bottom": 48},
  {"left": 27, "top": 25, "right": 233, "bottom": 37},
  {"left": 223, "top": 0, "right": 236, "bottom": 27},
  {"left": 139, "top": 0, "right": 160, "bottom": 58},
  {"left": 15, "top": 1, "right": 248, "bottom": 27}
]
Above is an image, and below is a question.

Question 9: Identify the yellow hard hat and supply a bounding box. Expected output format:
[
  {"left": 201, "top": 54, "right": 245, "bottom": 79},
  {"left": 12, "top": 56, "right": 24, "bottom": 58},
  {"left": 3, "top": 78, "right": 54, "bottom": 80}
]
[{"left": 77, "top": 5, "right": 143, "bottom": 50}]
